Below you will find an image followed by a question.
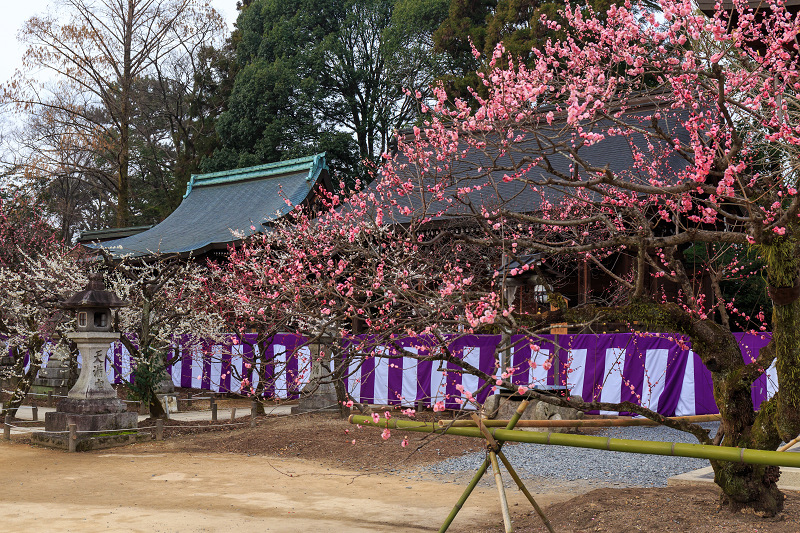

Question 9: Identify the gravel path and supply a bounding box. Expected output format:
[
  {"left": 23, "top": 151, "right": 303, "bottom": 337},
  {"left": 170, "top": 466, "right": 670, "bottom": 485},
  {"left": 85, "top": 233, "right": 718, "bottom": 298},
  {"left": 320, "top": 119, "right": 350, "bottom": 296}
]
[{"left": 418, "top": 423, "right": 720, "bottom": 488}]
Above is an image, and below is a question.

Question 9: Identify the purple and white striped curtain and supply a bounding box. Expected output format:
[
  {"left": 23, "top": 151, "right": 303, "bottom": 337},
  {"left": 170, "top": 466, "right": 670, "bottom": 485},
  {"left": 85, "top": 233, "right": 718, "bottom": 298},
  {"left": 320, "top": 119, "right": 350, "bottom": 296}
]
[
  {"left": 341, "top": 333, "right": 773, "bottom": 415},
  {"left": 60, "top": 331, "right": 774, "bottom": 414}
]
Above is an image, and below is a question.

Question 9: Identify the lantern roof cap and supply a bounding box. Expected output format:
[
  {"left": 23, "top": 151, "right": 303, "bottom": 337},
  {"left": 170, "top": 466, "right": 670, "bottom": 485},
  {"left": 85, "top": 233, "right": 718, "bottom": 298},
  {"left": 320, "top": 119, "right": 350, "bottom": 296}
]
[{"left": 61, "top": 273, "right": 129, "bottom": 310}]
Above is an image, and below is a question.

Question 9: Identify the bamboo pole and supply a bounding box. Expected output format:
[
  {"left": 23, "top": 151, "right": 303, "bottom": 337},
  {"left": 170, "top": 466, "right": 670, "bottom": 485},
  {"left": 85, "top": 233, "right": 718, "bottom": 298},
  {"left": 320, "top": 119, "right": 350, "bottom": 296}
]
[
  {"left": 497, "top": 451, "right": 555, "bottom": 533},
  {"left": 440, "top": 413, "right": 721, "bottom": 428},
  {"left": 507, "top": 400, "right": 531, "bottom": 429},
  {"left": 588, "top": 413, "right": 720, "bottom": 420},
  {"left": 472, "top": 414, "right": 513, "bottom": 532},
  {"left": 349, "top": 415, "right": 800, "bottom": 468},
  {"left": 489, "top": 450, "right": 513, "bottom": 533},
  {"left": 438, "top": 458, "right": 491, "bottom": 533},
  {"left": 438, "top": 401, "right": 530, "bottom": 533}
]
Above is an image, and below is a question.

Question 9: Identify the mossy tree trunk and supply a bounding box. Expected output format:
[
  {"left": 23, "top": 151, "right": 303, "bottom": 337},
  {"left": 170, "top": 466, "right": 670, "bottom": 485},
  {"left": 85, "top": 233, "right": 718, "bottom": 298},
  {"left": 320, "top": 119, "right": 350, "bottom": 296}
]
[
  {"left": 767, "top": 240, "right": 800, "bottom": 444},
  {"left": 570, "top": 295, "right": 792, "bottom": 516},
  {"left": 706, "top": 335, "right": 783, "bottom": 515},
  {"left": 689, "top": 238, "right": 800, "bottom": 516},
  {"left": 148, "top": 390, "right": 166, "bottom": 419}
]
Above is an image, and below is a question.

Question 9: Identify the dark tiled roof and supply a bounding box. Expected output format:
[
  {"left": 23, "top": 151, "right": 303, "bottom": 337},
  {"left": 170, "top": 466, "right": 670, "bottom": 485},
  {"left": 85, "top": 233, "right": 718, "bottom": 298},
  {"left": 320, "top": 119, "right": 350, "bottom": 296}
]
[
  {"left": 697, "top": 0, "right": 800, "bottom": 15},
  {"left": 379, "top": 106, "right": 691, "bottom": 224},
  {"left": 88, "top": 154, "right": 329, "bottom": 258},
  {"left": 78, "top": 225, "right": 153, "bottom": 244}
]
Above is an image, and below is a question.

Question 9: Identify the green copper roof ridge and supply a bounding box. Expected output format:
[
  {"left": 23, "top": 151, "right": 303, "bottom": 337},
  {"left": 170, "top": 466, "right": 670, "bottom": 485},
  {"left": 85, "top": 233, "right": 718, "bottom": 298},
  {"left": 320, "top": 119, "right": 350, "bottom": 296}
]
[
  {"left": 257, "top": 152, "right": 329, "bottom": 225},
  {"left": 183, "top": 153, "right": 327, "bottom": 199}
]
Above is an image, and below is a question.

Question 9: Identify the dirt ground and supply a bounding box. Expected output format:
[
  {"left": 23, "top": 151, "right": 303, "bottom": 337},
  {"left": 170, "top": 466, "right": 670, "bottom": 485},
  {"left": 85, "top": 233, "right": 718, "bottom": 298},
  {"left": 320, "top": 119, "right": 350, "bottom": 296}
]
[{"left": 4, "top": 405, "right": 800, "bottom": 532}]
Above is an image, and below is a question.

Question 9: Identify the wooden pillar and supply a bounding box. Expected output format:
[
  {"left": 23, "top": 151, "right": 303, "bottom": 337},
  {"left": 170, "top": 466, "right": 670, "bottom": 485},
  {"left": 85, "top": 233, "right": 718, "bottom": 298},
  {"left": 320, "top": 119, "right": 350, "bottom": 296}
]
[{"left": 68, "top": 423, "right": 77, "bottom": 452}]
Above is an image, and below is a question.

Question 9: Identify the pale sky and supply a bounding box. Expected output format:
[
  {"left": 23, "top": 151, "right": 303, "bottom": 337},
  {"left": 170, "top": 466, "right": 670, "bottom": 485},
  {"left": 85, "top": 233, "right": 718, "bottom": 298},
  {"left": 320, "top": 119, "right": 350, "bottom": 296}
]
[{"left": 0, "top": 0, "right": 239, "bottom": 85}]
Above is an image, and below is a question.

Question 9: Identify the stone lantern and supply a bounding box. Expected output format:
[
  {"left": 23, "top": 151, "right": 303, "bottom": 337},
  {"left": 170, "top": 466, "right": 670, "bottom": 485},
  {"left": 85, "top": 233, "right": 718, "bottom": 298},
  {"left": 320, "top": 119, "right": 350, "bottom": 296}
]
[
  {"left": 35, "top": 273, "right": 140, "bottom": 450},
  {"left": 62, "top": 272, "right": 126, "bottom": 332},
  {"left": 60, "top": 272, "right": 128, "bottom": 400}
]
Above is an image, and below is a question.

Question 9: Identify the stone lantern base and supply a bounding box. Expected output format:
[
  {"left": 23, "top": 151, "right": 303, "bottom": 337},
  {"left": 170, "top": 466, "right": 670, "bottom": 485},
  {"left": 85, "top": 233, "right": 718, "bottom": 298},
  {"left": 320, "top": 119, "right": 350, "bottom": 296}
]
[
  {"left": 32, "top": 329, "right": 142, "bottom": 451},
  {"left": 291, "top": 381, "right": 340, "bottom": 414},
  {"left": 31, "top": 397, "right": 144, "bottom": 451},
  {"left": 44, "top": 398, "right": 138, "bottom": 433},
  {"left": 31, "top": 430, "right": 150, "bottom": 452}
]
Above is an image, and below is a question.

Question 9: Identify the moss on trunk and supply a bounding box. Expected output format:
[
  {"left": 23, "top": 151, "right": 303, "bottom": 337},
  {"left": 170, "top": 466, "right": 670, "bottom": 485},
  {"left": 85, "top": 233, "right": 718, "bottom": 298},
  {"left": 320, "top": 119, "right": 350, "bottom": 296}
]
[
  {"left": 772, "top": 299, "right": 800, "bottom": 442},
  {"left": 566, "top": 297, "right": 791, "bottom": 516},
  {"left": 714, "top": 462, "right": 784, "bottom": 515}
]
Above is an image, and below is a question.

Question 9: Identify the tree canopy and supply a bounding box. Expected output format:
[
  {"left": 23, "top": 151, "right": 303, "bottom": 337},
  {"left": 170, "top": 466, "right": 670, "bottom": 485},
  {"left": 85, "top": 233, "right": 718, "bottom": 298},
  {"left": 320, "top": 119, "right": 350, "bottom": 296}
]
[
  {"left": 3, "top": 0, "right": 227, "bottom": 235},
  {"left": 205, "top": 0, "right": 448, "bottom": 186},
  {"left": 432, "top": 0, "right": 626, "bottom": 101}
]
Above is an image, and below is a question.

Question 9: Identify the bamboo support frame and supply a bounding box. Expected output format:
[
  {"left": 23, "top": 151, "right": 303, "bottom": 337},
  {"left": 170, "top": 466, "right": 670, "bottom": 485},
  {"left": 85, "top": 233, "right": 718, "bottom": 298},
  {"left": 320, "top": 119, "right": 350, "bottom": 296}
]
[
  {"left": 489, "top": 450, "right": 513, "bottom": 533},
  {"left": 439, "top": 403, "right": 530, "bottom": 532},
  {"left": 348, "top": 416, "right": 800, "bottom": 469},
  {"left": 497, "top": 450, "right": 555, "bottom": 533},
  {"left": 425, "top": 402, "right": 554, "bottom": 533},
  {"left": 439, "top": 413, "right": 721, "bottom": 428}
]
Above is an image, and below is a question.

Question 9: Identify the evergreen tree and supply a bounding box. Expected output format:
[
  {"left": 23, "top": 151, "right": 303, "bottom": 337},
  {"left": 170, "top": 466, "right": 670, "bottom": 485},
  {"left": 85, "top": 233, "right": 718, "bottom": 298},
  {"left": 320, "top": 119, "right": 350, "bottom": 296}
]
[{"left": 205, "top": 0, "right": 447, "bottom": 186}]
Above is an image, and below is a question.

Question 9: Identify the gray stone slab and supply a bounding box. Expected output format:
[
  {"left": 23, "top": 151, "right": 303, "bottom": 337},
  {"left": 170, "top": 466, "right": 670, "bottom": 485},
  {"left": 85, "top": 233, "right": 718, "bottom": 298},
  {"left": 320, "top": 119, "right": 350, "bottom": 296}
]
[
  {"left": 668, "top": 443, "right": 800, "bottom": 492},
  {"left": 44, "top": 410, "right": 137, "bottom": 432}
]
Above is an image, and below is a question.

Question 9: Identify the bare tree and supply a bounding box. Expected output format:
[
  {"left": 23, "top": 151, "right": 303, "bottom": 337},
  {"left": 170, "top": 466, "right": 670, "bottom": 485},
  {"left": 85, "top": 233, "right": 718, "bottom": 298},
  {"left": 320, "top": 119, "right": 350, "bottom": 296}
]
[{"left": 4, "top": 0, "right": 225, "bottom": 227}]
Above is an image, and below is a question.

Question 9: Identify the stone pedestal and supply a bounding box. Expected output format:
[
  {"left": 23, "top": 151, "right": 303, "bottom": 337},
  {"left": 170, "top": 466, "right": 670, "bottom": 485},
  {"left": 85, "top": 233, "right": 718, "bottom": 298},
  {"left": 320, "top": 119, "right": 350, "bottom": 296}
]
[
  {"left": 291, "top": 344, "right": 339, "bottom": 414},
  {"left": 291, "top": 381, "right": 339, "bottom": 414},
  {"left": 63, "top": 331, "right": 119, "bottom": 400},
  {"left": 33, "top": 331, "right": 142, "bottom": 450},
  {"left": 44, "top": 398, "right": 137, "bottom": 433}
]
